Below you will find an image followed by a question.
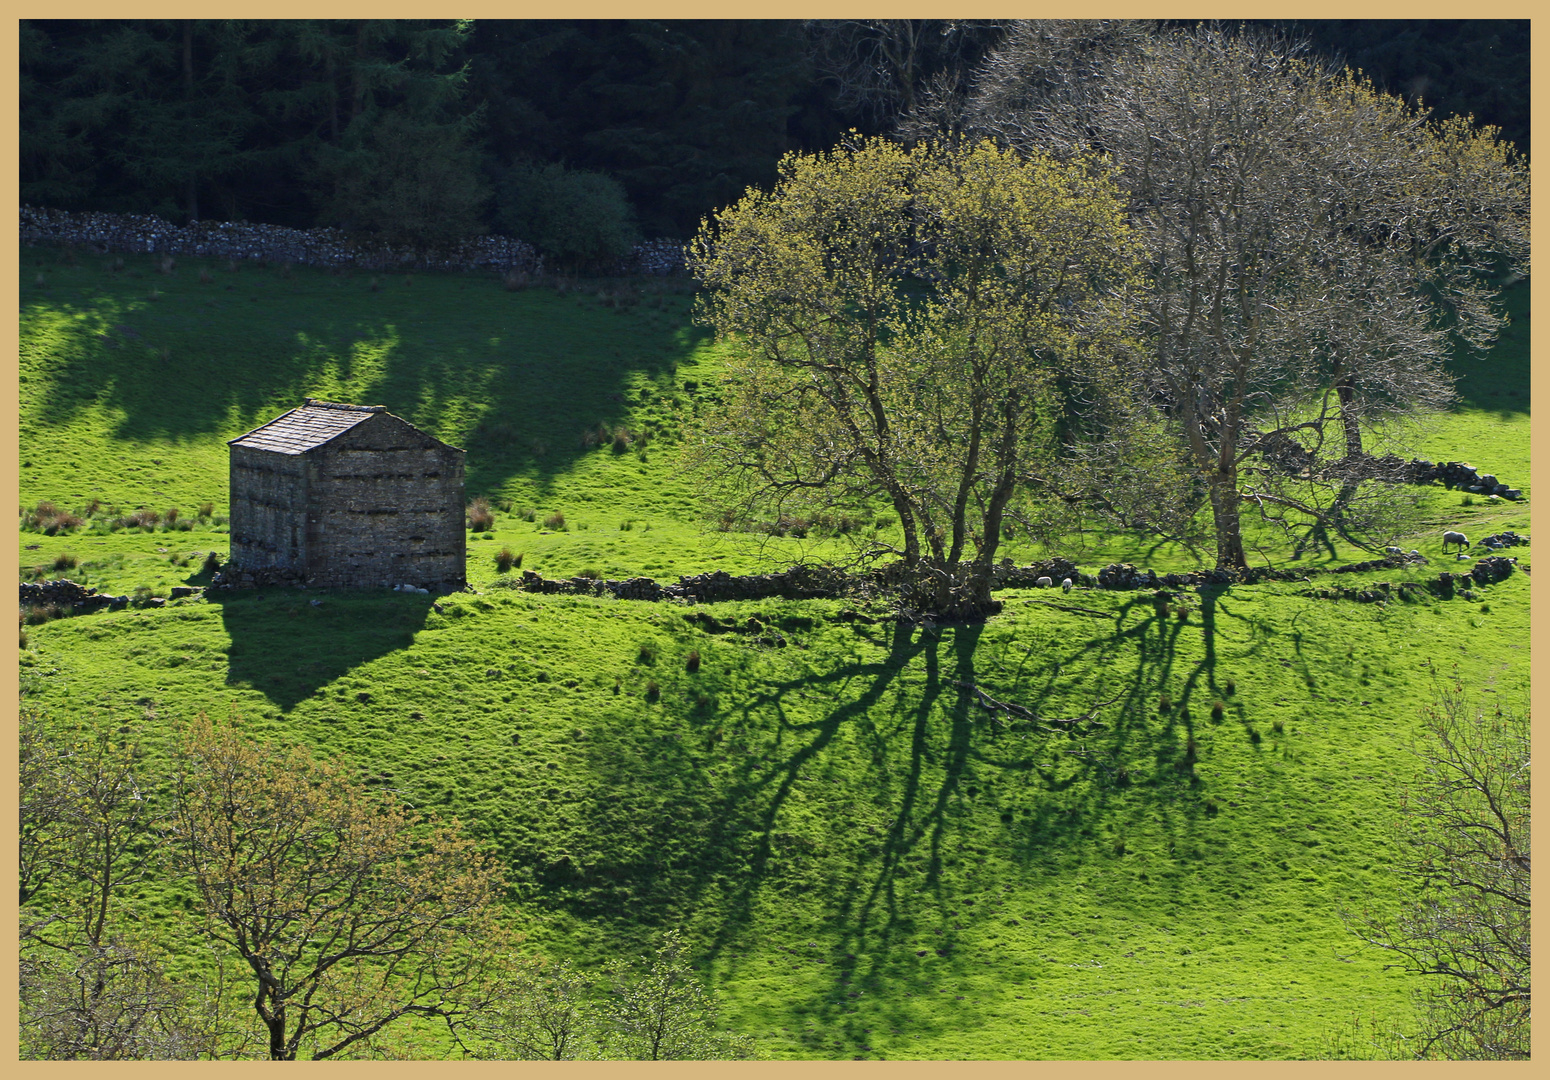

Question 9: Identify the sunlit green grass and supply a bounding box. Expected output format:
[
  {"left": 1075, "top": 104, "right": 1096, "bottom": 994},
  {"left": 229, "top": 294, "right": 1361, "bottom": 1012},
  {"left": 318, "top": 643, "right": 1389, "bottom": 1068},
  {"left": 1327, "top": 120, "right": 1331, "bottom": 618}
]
[{"left": 18, "top": 246, "right": 1530, "bottom": 1059}]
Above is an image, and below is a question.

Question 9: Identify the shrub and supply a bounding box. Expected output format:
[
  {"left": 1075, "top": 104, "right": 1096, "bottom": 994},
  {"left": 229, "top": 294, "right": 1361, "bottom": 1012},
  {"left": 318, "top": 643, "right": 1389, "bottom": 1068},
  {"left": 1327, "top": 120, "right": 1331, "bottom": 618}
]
[
  {"left": 645, "top": 680, "right": 661, "bottom": 702},
  {"left": 494, "top": 547, "right": 517, "bottom": 573},
  {"left": 686, "top": 649, "right": 701, "bottom": 673},
  {"left": 496, "top": 160, "right": 639, "bottom": 273},
  {"left": 542, "top": 511, "right": 566, "bottom": 531},
  {"left": 467, "top": 497, "right": 495, "bottom": 532}
]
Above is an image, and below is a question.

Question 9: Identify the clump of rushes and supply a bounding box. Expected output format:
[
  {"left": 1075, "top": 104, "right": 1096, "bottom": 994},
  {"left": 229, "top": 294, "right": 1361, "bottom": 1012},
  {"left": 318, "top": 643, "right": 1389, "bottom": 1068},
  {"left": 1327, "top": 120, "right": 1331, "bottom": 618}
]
[
  {"left": 1272, "top": 719, "right": 1285, "bottom": 734},
  {"left": 1225, "top": 679, "right": 1236, "bottom": 696},
  {"left": 686, "top": 649, "right": 701, "bottom": 673},
  {"left": 165, "top": 507, "right": 180, "bottom": 525},
  {"left": 646, "top": 680, "right": 661, "bottom": 702},
  {"left": 51, "top": 552, "right": 78, "bottom": 573},
  {"left": 1211, "top": 700, "right": 1225, "bottom": 721},
  {"left": 543, "top": 511, "right": 566, "bottom": 531},
  {"left": 1158, "top": 692, "right": 1172, "bottom": 712},
  {"left": 638, "top": 642, "right": 658, "bottom": 665},
  {"left": 494, "top": 547, "right": 516, "bottom": 572},
  {"left": 613, "top": 677, "right": 622, "bottom": 695},
  {"left": 1176, "top": 606, "right": 1190, "bottom": 622},
  {"left": 467, "top": 497, "right": 495, "bottom": 532},
  {"left": 198, "top": 501, "right": 214, "bottom": 518},
  {"left": 611, "top": 426, "right": 632, "bottom": 454}
]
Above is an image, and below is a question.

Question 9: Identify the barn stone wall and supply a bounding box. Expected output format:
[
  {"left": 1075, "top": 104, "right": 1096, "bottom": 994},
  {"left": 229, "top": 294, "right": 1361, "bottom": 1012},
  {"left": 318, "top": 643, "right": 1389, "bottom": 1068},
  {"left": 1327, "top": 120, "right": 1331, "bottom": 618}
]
[
  {"left": 304, "top": 415, "right": 466, "bottom": 590},
  {"left": 229, "top": 445, "right": 309, "bottom": 571}
]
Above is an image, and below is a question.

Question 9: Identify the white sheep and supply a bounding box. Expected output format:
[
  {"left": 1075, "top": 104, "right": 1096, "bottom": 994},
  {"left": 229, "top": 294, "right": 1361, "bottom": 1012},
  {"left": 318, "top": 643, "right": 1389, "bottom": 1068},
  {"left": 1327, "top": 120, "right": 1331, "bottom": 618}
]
[
  {"left": 1036, "top": 576, "right": 1053, "bottom": 588},
  {"left": 1442, "top": 530, "right": 1470, "bottom": 554},
  {"left": 1061, "top": 577, "right": 1074, "bottom": 593}
]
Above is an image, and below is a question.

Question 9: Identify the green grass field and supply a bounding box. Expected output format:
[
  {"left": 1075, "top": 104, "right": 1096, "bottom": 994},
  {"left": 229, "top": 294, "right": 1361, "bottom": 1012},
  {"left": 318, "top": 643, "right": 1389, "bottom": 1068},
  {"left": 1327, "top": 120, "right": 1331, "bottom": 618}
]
[{"left": 17, "top": 247, "right": 1531, "bottom": 1059}]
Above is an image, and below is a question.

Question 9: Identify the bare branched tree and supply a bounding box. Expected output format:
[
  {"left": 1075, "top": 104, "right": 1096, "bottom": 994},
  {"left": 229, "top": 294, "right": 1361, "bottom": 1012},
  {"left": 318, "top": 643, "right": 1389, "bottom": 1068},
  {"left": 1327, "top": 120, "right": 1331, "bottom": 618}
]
[
  {"left": 946, "top": 23, "right": 1529, "bottom": 570},
  {"left": 1351, "top": 683, "right": 1530, "bottom": 1059},
  {"left": 478, "top": 958, "right": 600, "bottom": 1060},
  {"left": 597, "top": 930, "right": 754, "bottom": 1060},
  {"left": 804, "top": 20, "right": 1009, "bottom": 130},
  {"left": 17, "top": 713, "right": 200, "bottom": 1059}
]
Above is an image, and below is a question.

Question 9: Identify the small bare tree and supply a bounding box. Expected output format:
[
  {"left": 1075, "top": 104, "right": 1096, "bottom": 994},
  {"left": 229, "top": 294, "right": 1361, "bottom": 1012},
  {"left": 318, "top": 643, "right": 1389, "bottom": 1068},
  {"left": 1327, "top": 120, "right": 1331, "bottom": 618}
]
[
  {"left": 167, "top": 712, "right": 510, "bottom": 1060},
  {"left": 478, "top": 957, "right": 599, "bottom": 1060},
  {"left": 17, "top": 712, "right": 201, "bottom": 1059},
  {"left": 597, "top": 930, "right": 754, "bottom": 1061},
  {"left": 1351, "top": 683, "right": 1530, "bottom": 1059}
]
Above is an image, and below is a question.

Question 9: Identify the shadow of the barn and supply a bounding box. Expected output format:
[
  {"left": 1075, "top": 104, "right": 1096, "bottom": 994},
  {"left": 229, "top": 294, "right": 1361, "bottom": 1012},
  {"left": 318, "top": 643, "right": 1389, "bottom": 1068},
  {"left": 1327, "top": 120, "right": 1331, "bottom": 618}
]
[{"left": 210, "top": 588, "right": 435, "bottom": 712}]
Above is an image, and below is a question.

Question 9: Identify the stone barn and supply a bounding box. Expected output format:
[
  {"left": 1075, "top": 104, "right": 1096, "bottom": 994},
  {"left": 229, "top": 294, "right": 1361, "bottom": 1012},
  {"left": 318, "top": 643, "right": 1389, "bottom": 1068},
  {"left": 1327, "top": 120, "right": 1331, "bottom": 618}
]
[{"left": 226, "top": 399, "right": 466, "bottom": 590}]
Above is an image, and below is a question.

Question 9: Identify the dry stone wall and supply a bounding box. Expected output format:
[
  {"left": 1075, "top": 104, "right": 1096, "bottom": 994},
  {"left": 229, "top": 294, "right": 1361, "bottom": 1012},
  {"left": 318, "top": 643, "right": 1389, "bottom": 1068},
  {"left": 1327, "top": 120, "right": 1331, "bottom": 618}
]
[{"left": 21, "top": 205, "right": 687, "bottom": 276}]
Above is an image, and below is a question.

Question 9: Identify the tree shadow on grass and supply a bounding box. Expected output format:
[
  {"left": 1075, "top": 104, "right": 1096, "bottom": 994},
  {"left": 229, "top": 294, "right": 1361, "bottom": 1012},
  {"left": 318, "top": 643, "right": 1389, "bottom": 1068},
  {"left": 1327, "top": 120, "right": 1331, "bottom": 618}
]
[
  {"left": 209, "top": 589, "right": 434, "bottom": 712},
  {"left": 21, "top": 262, "right": 708, "bottom": 503},
  {"left": 519, "top": 587, "right": 1252, "bottom": 1053}
]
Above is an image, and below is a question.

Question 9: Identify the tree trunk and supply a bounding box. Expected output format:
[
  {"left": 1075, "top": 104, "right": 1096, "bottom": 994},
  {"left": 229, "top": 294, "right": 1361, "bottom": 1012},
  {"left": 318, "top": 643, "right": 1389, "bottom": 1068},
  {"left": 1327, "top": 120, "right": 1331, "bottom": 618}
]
[{"left": 1209, "top": 470, "right": 1247, "bottom": 572}]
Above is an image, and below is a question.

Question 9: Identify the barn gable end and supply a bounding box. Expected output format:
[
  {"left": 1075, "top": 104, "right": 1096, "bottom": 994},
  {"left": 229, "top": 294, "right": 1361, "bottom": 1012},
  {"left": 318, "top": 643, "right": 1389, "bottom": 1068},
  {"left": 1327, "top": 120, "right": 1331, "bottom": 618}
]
[{"left": 227, "top": 400, "right": 465, "bottom": 590}]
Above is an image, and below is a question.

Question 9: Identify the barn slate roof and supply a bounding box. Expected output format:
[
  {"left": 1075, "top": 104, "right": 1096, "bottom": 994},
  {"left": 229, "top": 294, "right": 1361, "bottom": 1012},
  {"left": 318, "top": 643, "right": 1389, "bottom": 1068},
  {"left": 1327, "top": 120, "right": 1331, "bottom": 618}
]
[{"left": 228, "top": 399, "right": 390, "bottom": 455}]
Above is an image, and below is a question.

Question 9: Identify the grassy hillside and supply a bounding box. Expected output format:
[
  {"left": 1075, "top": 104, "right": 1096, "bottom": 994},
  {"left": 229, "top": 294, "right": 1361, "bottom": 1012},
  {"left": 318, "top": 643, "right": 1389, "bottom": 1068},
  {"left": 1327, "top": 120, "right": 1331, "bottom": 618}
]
[{"left": 17, "top": 247, "right": 1531, "bottom": 1059}]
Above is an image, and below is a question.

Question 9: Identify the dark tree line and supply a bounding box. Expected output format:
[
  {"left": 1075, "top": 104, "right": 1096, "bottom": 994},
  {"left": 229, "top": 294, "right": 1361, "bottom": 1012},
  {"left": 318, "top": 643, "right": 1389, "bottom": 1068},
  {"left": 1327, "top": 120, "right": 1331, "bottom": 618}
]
[{"left": 21, "top": 19, "right": 1529, "bottom": 251}]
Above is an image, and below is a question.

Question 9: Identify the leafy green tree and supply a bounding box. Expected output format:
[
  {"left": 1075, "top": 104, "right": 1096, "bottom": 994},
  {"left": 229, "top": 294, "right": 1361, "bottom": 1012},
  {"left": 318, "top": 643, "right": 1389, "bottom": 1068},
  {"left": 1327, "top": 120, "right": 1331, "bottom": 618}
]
[
  {"left": 597, "top": 931, "right": 753, "bottom": 1060},
  {"left": 943, "top": 23, "right": 1529, "bottom": 570},
  {"left": 690, "top": 135, "right": 1139, "bottom": 618},
  {"left": 167, "top": 713, "right": 510, "bottom": 1060},
  {"left": 496, "top": 160, "right": 638, "bottom": 273}
]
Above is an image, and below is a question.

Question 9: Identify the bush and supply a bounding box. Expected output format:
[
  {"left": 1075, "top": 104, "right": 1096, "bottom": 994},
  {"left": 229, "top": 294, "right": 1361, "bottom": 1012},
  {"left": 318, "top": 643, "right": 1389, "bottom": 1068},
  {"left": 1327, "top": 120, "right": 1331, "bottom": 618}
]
[
  {"left": 496, "top": 160, "right": 640, "bottom": 274},
  {"left": 467, "top": 498, "right": 495, "bottom": 532}
]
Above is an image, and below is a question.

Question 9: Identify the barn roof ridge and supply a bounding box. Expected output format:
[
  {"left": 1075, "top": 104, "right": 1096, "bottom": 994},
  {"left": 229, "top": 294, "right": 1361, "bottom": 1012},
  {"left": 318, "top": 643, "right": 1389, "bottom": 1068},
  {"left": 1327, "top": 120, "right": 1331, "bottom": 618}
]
[{"left": 229, "top": 399, "right": 458, "bottom": 455}]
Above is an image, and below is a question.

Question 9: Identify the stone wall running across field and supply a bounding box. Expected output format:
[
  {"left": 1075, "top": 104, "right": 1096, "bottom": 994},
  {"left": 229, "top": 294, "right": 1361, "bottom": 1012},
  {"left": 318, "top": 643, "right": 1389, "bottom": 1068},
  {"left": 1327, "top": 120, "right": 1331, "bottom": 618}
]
[{"left": 20, "top": 205, "right": 687, "bottom": 276}]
